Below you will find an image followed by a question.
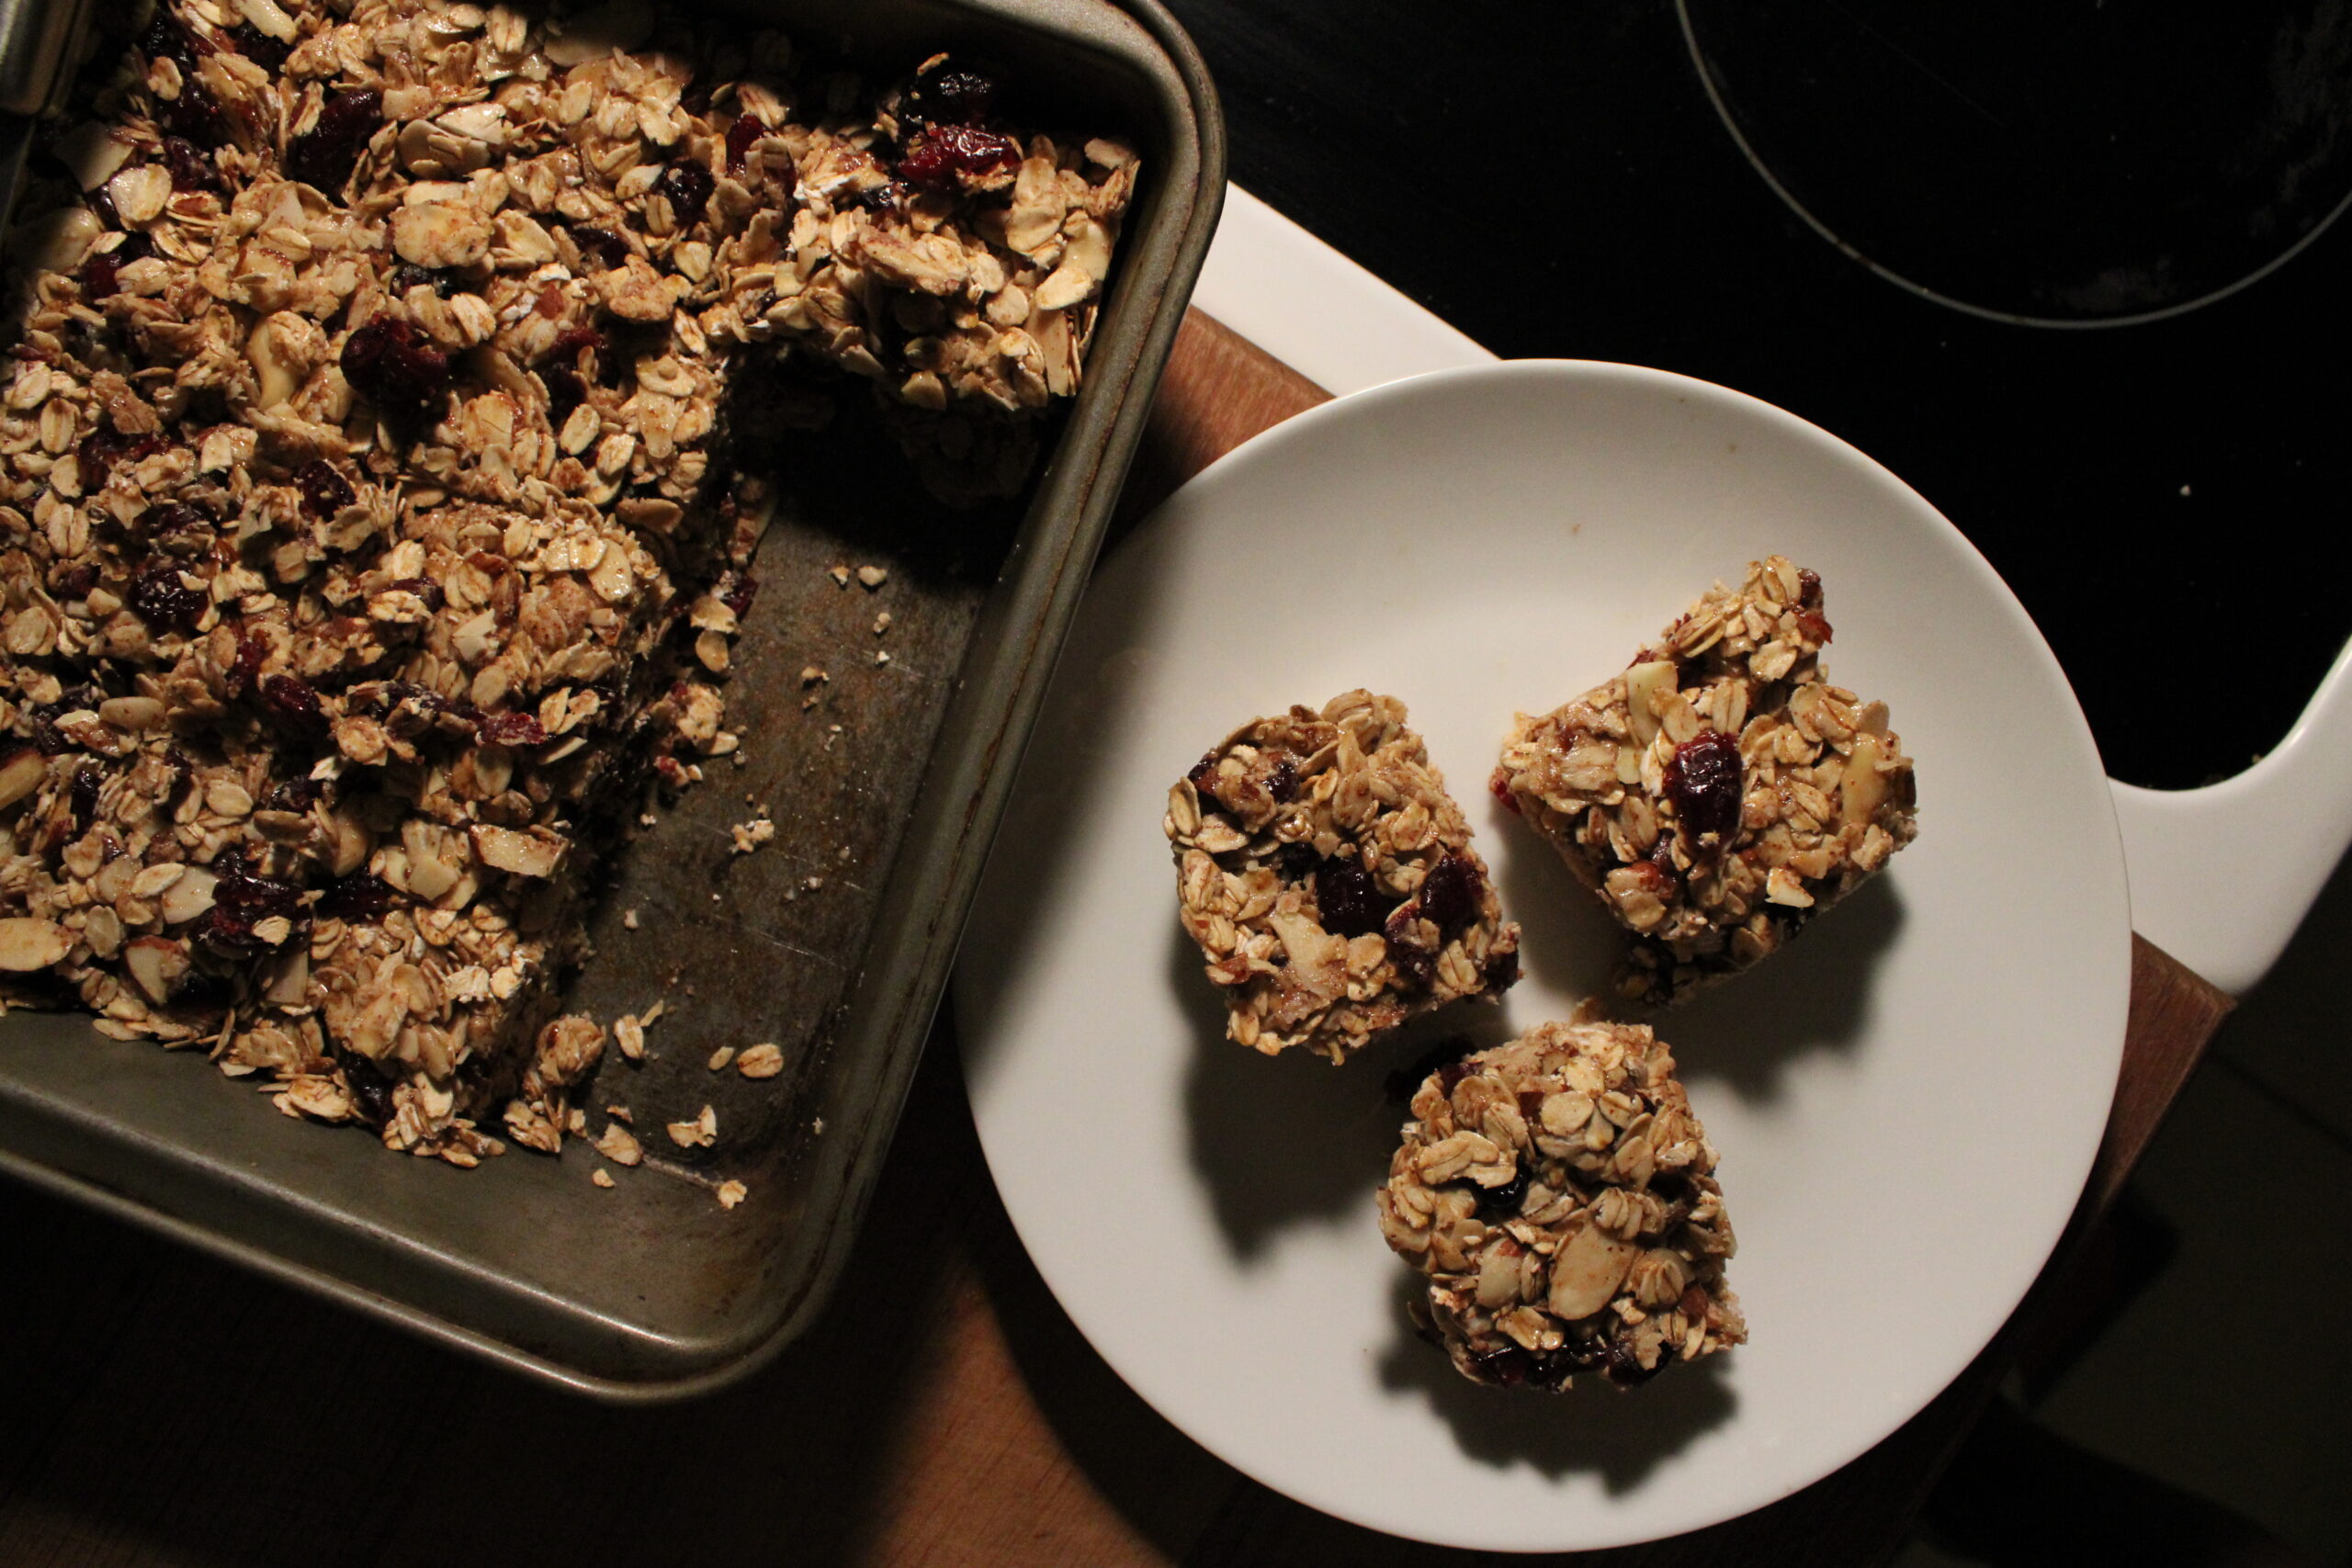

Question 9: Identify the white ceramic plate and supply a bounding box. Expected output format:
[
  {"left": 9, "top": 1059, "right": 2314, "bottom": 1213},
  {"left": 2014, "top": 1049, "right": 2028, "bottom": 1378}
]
[{"left": 953, "top": 362, "right": 2130, "bottom": 1552}]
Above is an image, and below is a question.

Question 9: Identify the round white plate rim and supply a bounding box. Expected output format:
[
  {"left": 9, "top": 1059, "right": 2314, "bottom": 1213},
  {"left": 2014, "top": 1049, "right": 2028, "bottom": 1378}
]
[{"left": 955, "top": 358, "right": 2132, "bottom": 1551}]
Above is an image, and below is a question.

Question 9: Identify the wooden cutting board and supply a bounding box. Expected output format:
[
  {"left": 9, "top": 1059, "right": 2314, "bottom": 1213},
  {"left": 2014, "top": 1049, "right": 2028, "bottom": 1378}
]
[{"left": 0, "top": 311, "right": 2231, "bottom": 1568}]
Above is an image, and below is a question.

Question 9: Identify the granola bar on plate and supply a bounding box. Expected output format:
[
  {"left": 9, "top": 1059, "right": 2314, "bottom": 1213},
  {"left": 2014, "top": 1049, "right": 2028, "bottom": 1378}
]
[
  {"left": 1163, "top": 689, "right": 1519, "bottom": 1063},
  {"left": 1378, "top": 1021, "right": 1745, "bottom": 1390},
  {"left": 1492, "top": 557, "right": 1917, "bottom": 1006}
]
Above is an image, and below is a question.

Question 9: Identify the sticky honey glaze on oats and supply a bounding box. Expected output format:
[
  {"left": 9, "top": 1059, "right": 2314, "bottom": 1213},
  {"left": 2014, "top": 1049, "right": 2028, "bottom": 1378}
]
[{"left": 0, "top": 0, "right": 1135, "bottom": 1165}]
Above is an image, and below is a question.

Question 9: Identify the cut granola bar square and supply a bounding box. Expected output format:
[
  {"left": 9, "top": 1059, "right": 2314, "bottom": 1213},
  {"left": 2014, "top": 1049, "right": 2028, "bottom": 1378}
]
[
  {"left": 1163, "top": 689, "right": 1520, "bottom": 1063},
  {"left": 1492, "top": 557, "right": 1917, "bottom": 1006},
  {"left": 1378, "top": 1021, "right": 1744, "bottom": 1390}
]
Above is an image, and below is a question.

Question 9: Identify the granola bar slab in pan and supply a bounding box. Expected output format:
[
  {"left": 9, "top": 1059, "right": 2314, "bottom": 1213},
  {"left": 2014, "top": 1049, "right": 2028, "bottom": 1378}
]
[{"left": 0, "top": 0, "right": 1222, "bottom": 1395}]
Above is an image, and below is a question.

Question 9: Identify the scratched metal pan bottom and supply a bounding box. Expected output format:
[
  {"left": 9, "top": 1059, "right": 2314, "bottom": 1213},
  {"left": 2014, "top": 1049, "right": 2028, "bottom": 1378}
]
[{"left": 0, "top": 0, "right": 1221, "bottom": 1398}]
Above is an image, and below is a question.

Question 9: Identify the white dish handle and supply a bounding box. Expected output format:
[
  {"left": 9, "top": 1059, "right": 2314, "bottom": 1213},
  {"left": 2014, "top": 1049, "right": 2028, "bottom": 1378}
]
[
  {"left": 1195, "top": 183, "right": 2347, "bottom": 996},
  {"left": 2110, "top": 637, "right": 2352, "bottom": 994}
]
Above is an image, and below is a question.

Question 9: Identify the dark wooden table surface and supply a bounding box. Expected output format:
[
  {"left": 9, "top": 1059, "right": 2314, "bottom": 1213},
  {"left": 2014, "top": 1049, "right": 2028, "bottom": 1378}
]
[{"left": 0, "top": 312, "right": 2233, "bottom": 1567}]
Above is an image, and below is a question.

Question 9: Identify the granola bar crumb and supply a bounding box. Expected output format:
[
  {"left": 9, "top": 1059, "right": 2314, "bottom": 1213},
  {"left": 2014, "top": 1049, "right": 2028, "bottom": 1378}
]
[
  {"left": 594, "top": 1121, "right": 643, "bottom": 1168},
  {"left": 873, "top": 613, "right": 893, "bottom": 637},
  {"left": 1379, "top": 1021, "right": 1744, "bottom": 1390},
  {"left": 707, "top": 1044, "right": 737, "bottom": 1072},
  {"left": 730, "top": 816, "right": 776, "bottom": 854},
  {"left": 1493, "top": 558, "right": 1918, "bottom": 1006},
  {"left": 857, "top": 566, "right": 889, "bottom": 590},
  {"left": 737, "top": 1043, "right": 785, "bottom": 1078},
  {"left": 716, "top": 1179, "right": 748, "bottom": 1210},
  {"left": 624, "top": 909, "right": 641, "bottom": 931},
  {"left": 667, "top": 1104, "right": 718, "bottom": 1148},
  {"left": 591, "top": 1168, "right": 616, "bottom": 1190},
  {"left": 1165, "top": 690, "right": 1520, "bottom": 1063},
  {"left": 830, "top": 565, "right": 854, "bottom": 588}
]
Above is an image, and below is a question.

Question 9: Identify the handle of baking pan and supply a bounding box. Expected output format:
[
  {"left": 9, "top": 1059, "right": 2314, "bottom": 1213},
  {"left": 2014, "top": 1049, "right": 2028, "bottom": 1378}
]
[{"left": 2109, "top": 634, "right": 2352, "bottom": 996}]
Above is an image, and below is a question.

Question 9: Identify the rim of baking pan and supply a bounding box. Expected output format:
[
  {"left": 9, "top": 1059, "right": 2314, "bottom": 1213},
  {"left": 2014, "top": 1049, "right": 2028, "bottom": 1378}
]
[{"left": 0, "top": 0, "right": 1226, "bottom": 1401}]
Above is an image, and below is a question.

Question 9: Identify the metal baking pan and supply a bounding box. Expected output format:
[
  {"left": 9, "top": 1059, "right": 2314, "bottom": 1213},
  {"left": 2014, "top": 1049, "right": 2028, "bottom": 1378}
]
[{"left": 0, "top": 0, "right": 1221, "bottom": 1397}]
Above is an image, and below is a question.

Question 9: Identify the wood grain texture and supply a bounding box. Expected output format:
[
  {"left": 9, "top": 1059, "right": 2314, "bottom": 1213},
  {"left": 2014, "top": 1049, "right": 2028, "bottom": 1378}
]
[{"left": 0, "top": 311, "right": 2233, "bottom": 1568}]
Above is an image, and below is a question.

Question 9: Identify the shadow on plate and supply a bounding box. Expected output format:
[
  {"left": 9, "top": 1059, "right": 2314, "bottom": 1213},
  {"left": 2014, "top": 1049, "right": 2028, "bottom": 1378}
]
[
  {"left": 1665, "top": 874, "right": 1909, "bottom": 1102},
  {"left": 1176, "top": 922, "right": 1520, "bottom": 1262},
  {"left": 1376, "top": 1269, "right": 1738, "bottom": 1487}
]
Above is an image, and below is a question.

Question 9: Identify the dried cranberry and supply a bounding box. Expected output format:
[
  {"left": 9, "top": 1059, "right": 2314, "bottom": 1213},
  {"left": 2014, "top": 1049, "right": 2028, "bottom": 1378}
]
[
  {"left": 140, "top": 12, "right": 202, "bottom": 68},
  {"left": 68, "top": 765, "right": 100, "bottom": 831},
  {"left": 388, "top": 577, "right": 444, "bottom": 610},
  {"left": 228, "top": 632, "right": 268, "bottom": 697},
  {"left": 547, "top": 324, "right": 605, "bottom": 363},
  {"left": 1184, "top": 750, "right": 1219, "bottom": 792},
  {"left": 287, "top": 88, "right": 382, "bottom": 196},
  {"left": 725, "top": 114, "right": 763, "bottom": 174},
  {"left": 79, "top": 233, "right": 153, "bottom": 299},
  {"left": 226, "top": 19, "right": 290, "bottom": 72},
  {"left": 264, "top": 775, "right": 322, "bottom": 811},
  {"left": 897, "top": 123, "right": 1019, "bottom": 188},
  {"left": 1797, "top": 568, "right": 1823, "bottom": 608},
  {"left": 1476, "top": 1168, "right": 1529, "bottom": 1220},
  {"left": 53, "top": 563, "right": 97, "bottom": 601},
  {"left": 1473, "top": 1346, "right": 1532, "bottom": 1388},
  {"left": 200, "top": 852, "right": 306, "bottom": 954},
  {"left": 128, "top": 562, "right": 204, "bottom": 632},
  {"left": 718, "top": 571, "right": 757, "bottom": 617},
  {"left": 339, "top": 1050, "right": 395, "bottom": 1124},
  {"left": 387, "top": 263, "right": 459, "bottom": 298},
  {"left": 258, "top": 674, "right": 328, "bottom": 741},
  {"left": 903, "top": 63, "right": 1000, "bottom": 127},
  {"left": 564, "top": 224, "right": 628, "bottom": 269},
  {"left": 1386, "top": 928, "right": 1435, "bottom": 991},
  {"left": 161, "top": 136, "right": 224, "bottom": 194},
  {"left": 294, "top": 458, "right": 356, "bottom": 518},
  {"left": 1417, "top": 852, "right": 1485, "bottom": 935},
  {"left": 318, "top": 871, "right": 392, "bottom": 921},
  {"left": 851, "top": 181, "right": 906, "bottom": 214},
  {"left": 655, "top": 159, "right": 714, "bottom": 226},
  {"left": 166, "top": 85, "right": 232, "bottom": 149},
  {"left": 1315, "top": 858, "right": 1390, "bottom": 938},
  {"left": 87, "top": 186, "right": 122, "bottom": 230},
  {"left": 1489, "top": 772, "right": 1521, "bottom": 815},
  {"left": 1794, "top": 609, "right": 1834, "bottom": 646},
  {"left": 1436, "top": 1060, "right": 1474, "bottom": 1095},
  {"left": 541, "top": 364, "right": 585, "bottom": 430},
  {"left": 1265, "top": 754, "right": 1299, "bottom": 804},
  {"left": 477, "top": 710, "right": 546, "bottom": 748},
  {"left": 1600, "top": 1337, "right": 1668, "bottom": 1387},
  {"left": 1481, "top": 942, "right": 1521, "bottom": 993},
  {"left": 1664, "top": 731, "right": 1743, "bottom": 849},
  {"left": 338, "top": 316, "right": 450, "bottom": 432}
]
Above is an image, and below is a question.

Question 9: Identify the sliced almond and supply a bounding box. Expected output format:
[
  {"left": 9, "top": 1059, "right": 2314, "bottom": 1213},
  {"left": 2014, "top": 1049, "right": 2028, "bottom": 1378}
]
[
  {"left": 159, "top": 865, "right": 220, "bottom": 925},
  {"left": 470, "top": 824, "right": 567, "bottom": 878},
  {"left": 122, "top": 935, "right": 187, "bottom": 1003},
  {"left": 0, "top": 748, "right": 46, "bottom": 809},
  {"left": 0, "top": 917, "right": 70, "bottom": 972},
  {"left": 1546, "top": 1217, "right": 1643, "bottom": 1321},
  {"left": 1623, "top": 660, "right": 1677, "bottom": 748}
]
